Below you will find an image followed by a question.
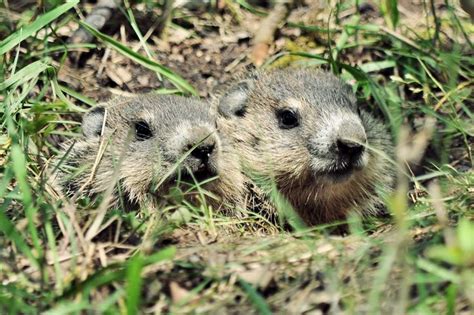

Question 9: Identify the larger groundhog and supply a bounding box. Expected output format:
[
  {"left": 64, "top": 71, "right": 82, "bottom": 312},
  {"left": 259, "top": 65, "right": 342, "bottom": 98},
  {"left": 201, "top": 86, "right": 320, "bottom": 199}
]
[
  {"left": 54, "top": 94, "right": 245, "bottom": 211},
  {"left": 216, "top": 68, "right": 395, "bottom": 225}
]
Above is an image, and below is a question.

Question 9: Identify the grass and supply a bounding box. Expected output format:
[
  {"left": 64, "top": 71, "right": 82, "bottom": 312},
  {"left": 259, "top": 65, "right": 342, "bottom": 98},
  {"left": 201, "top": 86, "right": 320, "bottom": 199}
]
[{"left": 0, "top": 0, "right": 473, "bottom": 313}]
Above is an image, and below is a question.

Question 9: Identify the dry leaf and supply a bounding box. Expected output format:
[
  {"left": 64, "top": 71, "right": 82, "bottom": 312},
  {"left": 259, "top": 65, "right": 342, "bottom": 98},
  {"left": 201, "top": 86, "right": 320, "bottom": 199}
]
[
  {"left": 105, "top": 67, "right": 124, "bottom": 86},
  {"left": 170, "top": 281, "right": 190, "bottom": 303},
  {"left": 237, "top": 265, "right": 273, "bottom": 289},
  {"left": 114, "top": 67, "right": 132, "bottom": 84},
  {"left": 251, "top": 43, "right": 269, "bottom": 67}
]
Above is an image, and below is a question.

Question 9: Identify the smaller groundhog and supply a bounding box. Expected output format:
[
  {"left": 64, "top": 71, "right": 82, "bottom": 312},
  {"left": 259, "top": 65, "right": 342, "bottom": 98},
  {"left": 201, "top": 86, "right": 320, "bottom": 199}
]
[
  {"left": 54, "top": 94, "right": 245, "bottom": 211},
  {"left": 216, "top": 68, "right": 395, "bottom": 225}
]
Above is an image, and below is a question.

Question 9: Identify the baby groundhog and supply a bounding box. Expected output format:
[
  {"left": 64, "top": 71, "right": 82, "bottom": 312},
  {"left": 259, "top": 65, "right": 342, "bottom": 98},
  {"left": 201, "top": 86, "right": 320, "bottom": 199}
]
[
  {"left": 55, "top": 94, "right": 245, "bottom": 211},
  {"left": 216, "top": 68, "right": 395, "bottom": 225}
]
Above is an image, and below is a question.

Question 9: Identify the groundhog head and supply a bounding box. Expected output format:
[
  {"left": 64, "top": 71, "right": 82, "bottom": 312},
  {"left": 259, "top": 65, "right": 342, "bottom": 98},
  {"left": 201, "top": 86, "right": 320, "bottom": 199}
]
[
  {"left": 58, "top": 94, "right": 244, "bottom": 210},
  {"left": 216, "top": 68, "right": 394, "bottom": 225}
]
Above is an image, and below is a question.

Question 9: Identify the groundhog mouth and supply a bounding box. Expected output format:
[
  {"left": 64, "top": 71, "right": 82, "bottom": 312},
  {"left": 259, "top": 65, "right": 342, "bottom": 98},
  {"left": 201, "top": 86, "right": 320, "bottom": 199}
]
[
  {"left": 170, "top": 167, "right": 219, "bottom": 186},
  {"left": 317, "top": 161, "right": 365, "bottom": 183}
]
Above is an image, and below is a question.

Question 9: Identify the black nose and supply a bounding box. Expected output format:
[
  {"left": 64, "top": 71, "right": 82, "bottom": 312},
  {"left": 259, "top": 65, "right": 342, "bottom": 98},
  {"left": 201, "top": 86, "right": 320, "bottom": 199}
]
[
  {"left": 336, "top": 138, "right": 365, "bottom": 159},
  {"left": 191, "top": 144, "right": 215, "bottom": 163}
]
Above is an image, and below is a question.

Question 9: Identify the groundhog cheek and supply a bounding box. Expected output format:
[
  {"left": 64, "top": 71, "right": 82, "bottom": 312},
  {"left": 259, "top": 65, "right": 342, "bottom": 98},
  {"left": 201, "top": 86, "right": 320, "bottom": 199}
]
[{"left": 121, "top": 159, "right": 155, "bottom": 183}]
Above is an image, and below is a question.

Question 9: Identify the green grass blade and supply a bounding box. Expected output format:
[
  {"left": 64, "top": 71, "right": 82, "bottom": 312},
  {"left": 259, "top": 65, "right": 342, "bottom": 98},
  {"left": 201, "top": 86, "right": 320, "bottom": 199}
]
[
  {"left": 126, "top": 255, "right": 144, "bottom": 315},
  {"left": 359, "top": 60, "right": 396, "bottom": 73},
  {"left": 235, "top": 0, "right": 268, "bottom": 16},
  {"left": 142, "top": 246, "right": 177, "bottom": 265},
  {"left": 51, "top": 77, "right": 88, "bottom": 112},
  {"left": 43, "top": 301, "right": 91, "bottom": 315},
  {"left": 0, "top": 60, "right": 50, "bottom": 90},
  {"left": 29, "top": 43, "right": 97, "bottom": 57},
  {"left": 0, "top": 200, "right": 39, "bottom": 269},
  {"left": 45, "top": 221, "right": 63, "bottom": 293},
  {"left": 381, "top": 0, "right": 399, "bottom": 29},
  {"left": 60, "top": 247, "right": 175, "bottom": 299},
  {"left": 0, "top": 1, "right": 79, "bottom": 55},
  {"left": 10, "top": 145, "right": 43, "bottom": 257},
  {"left": 416, "top": 258, "right": 461, "bottom": 283},
  {"left": 78, "top": 21, "right": 198, "bottom": 95},
  {"left": 238, "top": 279, "right": 272, "bottom": 315},
  {"left": 57, "top": 83, "right": 96, "bottom": 107},
  {"left": 125, "top": 7, "right": 155, "bottom": 61}
]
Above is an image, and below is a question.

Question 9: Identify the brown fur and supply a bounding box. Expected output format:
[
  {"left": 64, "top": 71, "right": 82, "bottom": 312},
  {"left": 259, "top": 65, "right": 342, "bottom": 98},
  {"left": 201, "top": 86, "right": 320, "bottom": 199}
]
[
  {"left": 215, "top": 68, "right": 395, "bottom": 225},
  {"left": 53, "top": 94, "right": 246, "bottom": 213}
]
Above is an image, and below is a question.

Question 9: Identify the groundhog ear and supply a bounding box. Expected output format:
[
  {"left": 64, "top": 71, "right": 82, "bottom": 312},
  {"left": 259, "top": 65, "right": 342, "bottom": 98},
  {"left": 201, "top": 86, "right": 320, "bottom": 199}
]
[
  {"left": 342, "top": 83, "right": 357, "bottom": 103},
  {"left": 218, "top": 80, "right": 253, "bottom": 118},
  {"left": 82, "top": 106, "right": 106, "bottom": 138}
]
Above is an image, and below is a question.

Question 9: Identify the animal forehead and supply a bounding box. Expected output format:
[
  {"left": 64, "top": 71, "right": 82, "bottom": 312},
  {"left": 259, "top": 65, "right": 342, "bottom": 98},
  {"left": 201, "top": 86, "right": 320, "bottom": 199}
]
[
  {"left": 117, "top": 95, "right": 212, "bottom": 124},
  {"left": 255, "top": 70, "right": 354, "bottom": 108}
]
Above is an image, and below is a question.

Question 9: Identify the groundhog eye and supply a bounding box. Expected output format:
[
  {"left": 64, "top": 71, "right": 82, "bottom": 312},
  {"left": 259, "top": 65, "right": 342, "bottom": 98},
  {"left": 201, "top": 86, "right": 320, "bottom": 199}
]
[
  {"left": 278, "top": 109, "right": 299, "bottom": 129},
  {"left": 134, "top": 121, "right": 153, "bottom": 140}
]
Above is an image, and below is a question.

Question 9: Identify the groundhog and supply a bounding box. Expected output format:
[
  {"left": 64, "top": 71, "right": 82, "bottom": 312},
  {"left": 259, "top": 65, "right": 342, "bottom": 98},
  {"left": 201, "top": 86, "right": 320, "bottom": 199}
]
[
  {"left": 215, "top": 68, "right": 395, "bottom": 225},
  {"left": 54, "top": 94, "right": 245, "bottom": 212}
]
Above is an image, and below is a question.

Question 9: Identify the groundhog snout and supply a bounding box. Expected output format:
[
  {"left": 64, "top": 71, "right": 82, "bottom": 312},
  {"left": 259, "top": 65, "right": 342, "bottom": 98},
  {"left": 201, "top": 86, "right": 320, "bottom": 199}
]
[
  {"left": 190, "top": 143, "right": 215, "bottom": 165},
  {"left": 333, "top": 119, "right": 367, "bottom": 164},
  {"left": 182, "top": 128, "right": 219, "bottom": 175}
]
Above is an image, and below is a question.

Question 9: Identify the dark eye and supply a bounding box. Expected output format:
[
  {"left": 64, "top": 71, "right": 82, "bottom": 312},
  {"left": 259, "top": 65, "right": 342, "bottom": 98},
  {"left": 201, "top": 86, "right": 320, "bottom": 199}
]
[
  {"left": 135, "top": 121, "right": 153, "bottom": 140},
  {"left": 277, "top": 109, "right": 299, "bottom": 129}
]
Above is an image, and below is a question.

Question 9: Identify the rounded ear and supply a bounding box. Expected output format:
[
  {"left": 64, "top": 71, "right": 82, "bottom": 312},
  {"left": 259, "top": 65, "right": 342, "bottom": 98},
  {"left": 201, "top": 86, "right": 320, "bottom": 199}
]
[
  {"left": 218, "top": 79, "right": 254, "bottom": 118},
  {"left": 342, "top": 83, "right": 357, "bottom": 104},
  {"left": 82, "top": 106, "right": 106, "bottom": 138}
]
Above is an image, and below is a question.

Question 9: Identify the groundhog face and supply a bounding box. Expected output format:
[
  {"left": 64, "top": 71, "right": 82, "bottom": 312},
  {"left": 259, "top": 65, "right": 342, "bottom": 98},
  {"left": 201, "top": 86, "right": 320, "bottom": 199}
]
[
  {"left": 217, "top": 69, "right": 387, "bottom": 185},
  {"left": 216, "top": 69, "right": 394, "bottom": 224},
  {"left": 80, "top": 95, "right": 222, "bottom": 202}
]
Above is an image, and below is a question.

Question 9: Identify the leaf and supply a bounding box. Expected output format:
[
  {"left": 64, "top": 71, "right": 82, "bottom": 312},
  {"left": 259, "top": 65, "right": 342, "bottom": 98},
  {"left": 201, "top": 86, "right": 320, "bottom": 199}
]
[
  {"left": 170, "top": 281, "right": 190, "bottom": 303},
  {"left": 0, "top": 1, "right": 79, "bottom": 55}
]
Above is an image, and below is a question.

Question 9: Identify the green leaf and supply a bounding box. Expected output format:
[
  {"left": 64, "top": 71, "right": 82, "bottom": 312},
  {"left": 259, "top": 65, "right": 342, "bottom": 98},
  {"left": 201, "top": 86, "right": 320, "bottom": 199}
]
[{"left": 0, "top": 1, "right": 79, "bottom": 55}]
